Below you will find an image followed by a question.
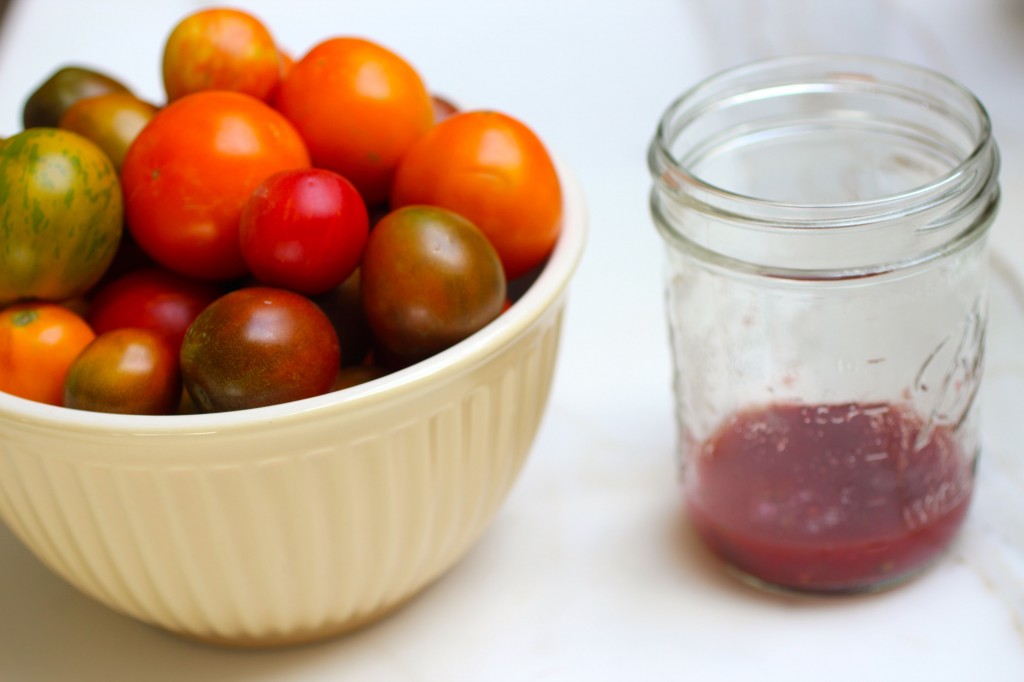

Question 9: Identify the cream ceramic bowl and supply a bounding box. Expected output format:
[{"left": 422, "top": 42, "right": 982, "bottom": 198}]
[{"left": 0, "top": 166, "right": 586, "bottom": 647}]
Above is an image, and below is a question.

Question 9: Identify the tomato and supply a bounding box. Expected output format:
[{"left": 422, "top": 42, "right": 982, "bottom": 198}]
[
  {"left": 391, "top": 110, "right": 563, "bottom": 280},
  {"left": 431, "top": 94, "right": 459, "bottom": 123},
  {"left": 63, "top": 328, "right": 180, "bottom": 415},
  {"left": 0, "top": 128, "right": 123, "bottom": 305},
  {"left": 86, "top": 267, "right": 221, "bottom": 353},
  {"left": 180, "top": 287, "right": 340, "bottom": 411},
  {"left": 332, "top": 364, "right": 388, "bottom": 391},
  {"left": 23, "top": 65, "right": 131, "bottom": 129},
  {"left": 240, "top": 168, "right": 369, "bottom": 295},
  {"left": 162, "top": 8, "right": 280, "bottom": 102},
  {"left": 59, "top": 92, "right": 158, "bottom": 169},
  {"left": 267, "top": 48, "right": 294, "bottom": 108},
  {"left": 121, "top": 90, "right": 311, "bottom": 281},
  {"left": 275, "top": 37, "right": 433, "bottom": 205},
  {"left": 0, "top": 303, "right": 95, "bottom": 405},
  {"left": 315, "top": 269, "right": 372, "bottom": 367},
  {"left": 361, "top": 206, "right": 506, "bottom": 364}
]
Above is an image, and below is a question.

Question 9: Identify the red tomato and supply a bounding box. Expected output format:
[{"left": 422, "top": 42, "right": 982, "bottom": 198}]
[
  {"left": 86, "top": 267, "right": 221, "bottom": 353},
  {"left": 240, "top": 169, "right": 369, "bottom": 295},
  {"left": 63, "top": 328, "right": 181, "bottom": 415},
  {"left": 275, "top": 37, "right": 433, "bottom": 205},
  {"left": 162, "top": 8, "right": 280, "bottom": 102},
  {"left": 0, "top": 303, "right": 95, "bottom": 405},
  {"left": 391, "top": 110, "right": 563, "bottom": 280},
  {"left": 121, "top": 90, "right": 311, "bottom": 280}
]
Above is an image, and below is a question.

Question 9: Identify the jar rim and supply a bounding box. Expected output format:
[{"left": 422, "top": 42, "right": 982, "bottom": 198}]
[{"left": 650, "top": 54, "right": 996, "bottom": 227}]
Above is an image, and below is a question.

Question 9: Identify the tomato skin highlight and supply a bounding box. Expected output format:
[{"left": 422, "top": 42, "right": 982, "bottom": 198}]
[
  {"left": 0, "top": 128, "right": 123, "bottom": 305},
  {"left": 0, "top": 303, "right": 96, "bottom": 405},
  {"left": 63, "top": 328, "right": 181, "bottom": 415},
  {"left": 275, "top": 37, "right": 433, "bottom": 205},
  {"left": 121, "top": 90, "right": 311, "bottom": 281},
  {"left": 240, "top": 168, "right": 369, "bottom": 295},
  {"left": 180, "top": 286, "right": 340, "bottom": 412},
  {"left": 391, "top": 110, "right": 563, "bottom": 280}
]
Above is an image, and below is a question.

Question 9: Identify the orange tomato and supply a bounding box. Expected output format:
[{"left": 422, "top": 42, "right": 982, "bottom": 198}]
[
  {"left": 275, "top": 37, "right": 433, "bottom": 205},
  {"left": 120, "top": 90, "right": 311, "bottom": 280},
  {"left": 390, "top": 111, "right": 563, "bottom": 279},
  {"left": 0, "top": 303, "right": 95, "bottom": 405},
  {"left": 162, "top": 8, "right": 280, "bottom": 102}
]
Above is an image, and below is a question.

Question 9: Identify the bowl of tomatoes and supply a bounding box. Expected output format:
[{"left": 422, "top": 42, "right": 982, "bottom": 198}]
[{"left": 0, "top": 9, "right": 586, "bottom": 646}]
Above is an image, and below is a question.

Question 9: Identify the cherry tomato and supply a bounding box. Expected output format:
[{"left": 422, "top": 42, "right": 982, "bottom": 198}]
[
  {"left": 315, "top": 269, "right": 372, "bottom": 367},
  {"left": 332, "top": 364, "right": 388, "bottom": 391},
  {"left": 0, "top": 303, "right": 95, "bottom": 405},
  {"left": 391, "top": 110, "right": 563, "bottom": 280},
  {"left": 240, "top": 168, "right": 369, "bottom": 295},
  {"left": 63, "top": 328, "right": 181, "bottom": 415},
  {"left": 431, "top": 94, "right": 459, "bottom": 123},
  {"left": 361, "top": 206, "right": 506, "bottom": 364},
  {"left": 59, "top": 92, "right": 158, "bottom": 169},
  {"left": 121, "top": 90, "right": 311, "bottom": 281},
  {"left": 180, "top": 287, "right": 340, "bottom": 412},
  {"left": 86, "top": 267, "right": 221, "bottom": 353},
  {"left": 23, "top": 65, "right": 131, "bottom": 129},
  {"left": 162, "top": 8, "right": 280, "bottom": 102},
  {"left": 275, "top": 37, "right": 433, "bottom": 205}
]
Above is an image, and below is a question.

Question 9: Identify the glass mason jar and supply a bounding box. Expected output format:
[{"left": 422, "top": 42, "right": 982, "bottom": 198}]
[{"left": 648, "top": 55, "right": 999, "bottom": 594}]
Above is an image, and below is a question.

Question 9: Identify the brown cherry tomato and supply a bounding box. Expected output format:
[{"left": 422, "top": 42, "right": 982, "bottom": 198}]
[
  {"left": 59, "top": 92, "right": 159, "bottom": 169},
  {"left": 23, "top": 65, "right": 131, "bottom": 129},
  {"left": 360, "top": 206, "right": 506, "bottom": 364},
  {"left": 180, "top": 287, "right": 340, "bottom": 412},
  {"left": 162, "top": 8, "right": 280, "bottom": 102},
  {"left": 63, "top": 328, "right": 181, "bottom": 415},
  {"left": 431, "top": 94, "right": 459, "bottom": 123},
  {"left": 314, "top": 269, "right": 373, "bottom": 367},
  {"left": 0, "top": 303, "right": 96, "bottom": 405},
  {"left": 391, "top": 110, "right": 563, "bottom": 280}
]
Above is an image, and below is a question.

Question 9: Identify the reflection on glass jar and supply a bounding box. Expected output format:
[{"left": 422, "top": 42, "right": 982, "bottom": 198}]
[{"left": 648, "top": 55, "right": 999, "bottom": 594}]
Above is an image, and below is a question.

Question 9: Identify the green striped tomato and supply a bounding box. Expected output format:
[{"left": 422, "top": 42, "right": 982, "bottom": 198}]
[{"left": 0, "top": 128, "right": 123, "bottom": 305}]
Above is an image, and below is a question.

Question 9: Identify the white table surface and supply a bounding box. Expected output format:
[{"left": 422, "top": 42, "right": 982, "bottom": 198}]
[{"left": 1, "top": 1, "right": 1023, "bottom": 680}]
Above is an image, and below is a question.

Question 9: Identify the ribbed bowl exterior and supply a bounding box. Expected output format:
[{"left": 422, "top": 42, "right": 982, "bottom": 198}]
[
  {"left": 0, "top": 303, "right": 564, "bottom": 646},
  {"left": 0, "top": 166, "right": 585, "bottom": 647}
]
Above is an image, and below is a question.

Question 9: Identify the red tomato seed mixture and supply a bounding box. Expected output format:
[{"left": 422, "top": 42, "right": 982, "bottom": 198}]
[{"left": 0, "top": 8, "right": 564, "bottom": 415}]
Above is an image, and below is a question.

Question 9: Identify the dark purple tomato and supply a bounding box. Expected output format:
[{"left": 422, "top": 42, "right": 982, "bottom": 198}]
[
  {"left": 331, "top": 364, "right": 389, "bottom": 391},
  {"left": 360, "top": 205, "right": 506, "bottom": 364},
  {"left": 23, "top": 65, "right": 131, "bottom": 129},
  {"left": 315, "top": 268, "right": 372, "bottom": 367},
  {"left": 180, "top": 286, "right": 340, "bottom": 411},
  {"left": 63, "top": 328, "right": 181, "bottom": 415},
  {"left": 430, "top": 94, "right": 458, "bottom": 123}
]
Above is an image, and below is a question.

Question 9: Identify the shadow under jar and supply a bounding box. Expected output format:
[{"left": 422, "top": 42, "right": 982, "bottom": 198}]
[{"left": 649, "top": 55, "right": 1000, "bottom": 594}]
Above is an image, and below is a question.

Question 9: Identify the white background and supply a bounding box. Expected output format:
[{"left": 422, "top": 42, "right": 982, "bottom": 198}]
[{"left": 1, "top": 1, "right": 1023, "bottom": 680}]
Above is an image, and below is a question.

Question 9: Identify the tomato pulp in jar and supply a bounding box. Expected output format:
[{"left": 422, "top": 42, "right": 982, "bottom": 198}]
[{"left": 686, "top": 403, "right": 972, "bottom": 592}]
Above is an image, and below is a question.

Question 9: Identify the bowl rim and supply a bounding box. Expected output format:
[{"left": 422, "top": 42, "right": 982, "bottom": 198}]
[{"left": 0, "top": 160, "right": 588, "bottom": 436}]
